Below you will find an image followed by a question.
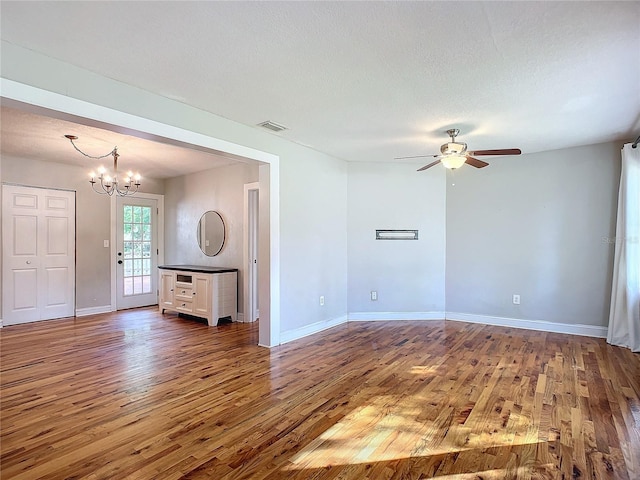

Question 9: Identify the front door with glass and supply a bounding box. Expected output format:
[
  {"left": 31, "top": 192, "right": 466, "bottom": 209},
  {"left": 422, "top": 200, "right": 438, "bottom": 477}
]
[{"left": 116, "top": 196, "right": 158, "bottom": 309}]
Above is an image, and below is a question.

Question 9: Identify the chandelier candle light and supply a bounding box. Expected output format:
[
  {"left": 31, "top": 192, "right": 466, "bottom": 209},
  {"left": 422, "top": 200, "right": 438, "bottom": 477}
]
[{"left": 65, "top": 134, "right": 141, "bottom": 196}]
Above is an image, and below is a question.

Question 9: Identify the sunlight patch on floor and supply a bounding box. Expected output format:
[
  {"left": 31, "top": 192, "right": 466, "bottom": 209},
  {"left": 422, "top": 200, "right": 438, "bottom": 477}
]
[
  {"left": 285, "top": 394, "right": 539, "bottom": 470},
  {"left": 409, "top": 365, "right": 442, "bottom": 375}
]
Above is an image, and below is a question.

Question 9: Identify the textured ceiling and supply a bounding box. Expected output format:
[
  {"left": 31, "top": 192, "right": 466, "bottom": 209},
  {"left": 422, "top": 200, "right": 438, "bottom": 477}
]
[
  {"left": 1, "top": 1, "right": 639, "bottom": 166},
  {"left": 0, "top": 107, "right": 237, "bottom": 179}
]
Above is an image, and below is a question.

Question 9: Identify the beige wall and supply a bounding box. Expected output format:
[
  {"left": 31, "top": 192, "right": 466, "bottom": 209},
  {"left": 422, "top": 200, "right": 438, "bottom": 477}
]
[{"left": 1, "top": 155, "right": 164, "bottom": 311}]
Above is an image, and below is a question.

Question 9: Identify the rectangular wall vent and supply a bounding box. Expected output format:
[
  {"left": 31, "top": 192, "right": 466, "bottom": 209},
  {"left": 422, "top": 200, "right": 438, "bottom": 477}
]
[
  {"left": 257, "top": 120, "right": 288, "bottom": 132},
  {"left": 376, "top": 229, "right": 419, "bottom": 240}
]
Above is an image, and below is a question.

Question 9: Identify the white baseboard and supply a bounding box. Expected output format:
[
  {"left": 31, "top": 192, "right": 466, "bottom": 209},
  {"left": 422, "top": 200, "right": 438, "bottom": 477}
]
[
  {"left": 348, "top": 311, "right": 445, "bottom": 321},
  {"left": 445, "top": 312, "right": 608, "bottom": 338},
  {"left": 75, "top": 305, "right": 113, "bottom": 317},
  {"left": 280, "top": 314, "right": 348, "bottom": 345},
  {"left": 69, "top": 307, "right": 607, "bottom": 339},
  {"left": 237, "top": 313, "right": 245, "bottom": 323}
]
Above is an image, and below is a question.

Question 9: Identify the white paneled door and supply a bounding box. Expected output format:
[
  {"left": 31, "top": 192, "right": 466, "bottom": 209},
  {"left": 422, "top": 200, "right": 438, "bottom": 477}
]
[
  {"left": 2, "top": 185, "right": 76, "bottom": 325},
  {"left": 116, "top": 196, "right": 158, "bottom": 309}
]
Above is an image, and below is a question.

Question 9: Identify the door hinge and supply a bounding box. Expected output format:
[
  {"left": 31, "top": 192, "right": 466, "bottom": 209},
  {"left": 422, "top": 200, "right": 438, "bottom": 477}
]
[{"left": 157, "top": 249, "right": 159, "bottom": 255}]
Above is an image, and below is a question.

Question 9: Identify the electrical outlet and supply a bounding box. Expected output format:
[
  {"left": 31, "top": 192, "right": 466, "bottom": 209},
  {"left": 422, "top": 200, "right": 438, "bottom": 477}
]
[
  {"left": 319, "top": 295, "right": 325, "bottom": 306},
  {"left": 371, "top": 291, "right": 378, "bottom": 301},
  {"left": 513, "top": 294, "right": 520, "bottom": 305}
]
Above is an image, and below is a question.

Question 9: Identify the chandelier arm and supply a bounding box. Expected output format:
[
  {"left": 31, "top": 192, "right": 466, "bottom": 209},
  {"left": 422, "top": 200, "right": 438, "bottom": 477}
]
[
  {"left": 122, "top": 181, "right": 140, "bottom": 196},
  {"left": 115, "top": 183, "right": 130, "bottom": 197},
  {"left": 90, "top": 179, "right": 112, "bottom": 196}
]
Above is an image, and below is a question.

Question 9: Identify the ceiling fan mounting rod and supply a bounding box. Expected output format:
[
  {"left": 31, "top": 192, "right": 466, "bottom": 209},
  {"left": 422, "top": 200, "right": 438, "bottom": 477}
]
[{"left": 446, "top": 129, "right": 460, "bottom": 141}]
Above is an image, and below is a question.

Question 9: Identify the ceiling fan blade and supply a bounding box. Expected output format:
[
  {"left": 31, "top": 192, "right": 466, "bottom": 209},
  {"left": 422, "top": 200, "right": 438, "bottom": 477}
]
[
  {"left": 465, "top": 156, "right": 489, "bottom": 168},
  {"left": 417, "top": 159, "right": 441, "bottom": 171},
  {"left": 395, "top": 154, "right": 439, "bottom": 160},
  {"left": 468, "top": 148, "right": 522, "bottom": 156}
]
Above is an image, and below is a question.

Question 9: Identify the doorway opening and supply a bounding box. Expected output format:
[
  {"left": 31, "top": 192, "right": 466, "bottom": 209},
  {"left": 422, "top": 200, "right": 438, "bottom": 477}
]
[
  {"left": 244, "top": 182, "right": 259, "bottom": 323},
  {"left": 1, "top": 80, "right": 281, "bottom": 346}
]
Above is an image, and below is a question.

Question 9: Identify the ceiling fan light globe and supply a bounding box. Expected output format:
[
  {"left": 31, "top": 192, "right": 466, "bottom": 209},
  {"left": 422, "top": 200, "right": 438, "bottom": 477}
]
[
  {"left": 441, "top": 142, "right": 467, "bottom": 155},
  {"left": 441, "top": 155, "right": 466, "bottom": 169}
]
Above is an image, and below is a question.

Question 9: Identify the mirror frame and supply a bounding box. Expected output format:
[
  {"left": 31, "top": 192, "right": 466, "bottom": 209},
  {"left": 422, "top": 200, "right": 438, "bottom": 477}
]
[{"left": 197, "top": 210, "right": 226, "bottom": 256}]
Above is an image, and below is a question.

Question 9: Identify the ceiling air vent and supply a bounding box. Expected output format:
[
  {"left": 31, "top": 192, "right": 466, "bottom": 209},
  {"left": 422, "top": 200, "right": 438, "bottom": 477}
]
[{"left": 257, "top": 120, "right": 288, "bottom": 132}]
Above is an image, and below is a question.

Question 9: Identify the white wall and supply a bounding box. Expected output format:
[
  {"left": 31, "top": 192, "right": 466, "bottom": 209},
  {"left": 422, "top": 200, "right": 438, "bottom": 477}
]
[
  {"left": 347, "top": 162, "right": 446, "bottom": 317},
  {"left": 279, "top": 148, "right": 348, "bottom": 334},
  {"left": 446, "top": 142, "right": 620, "bottom": 327},
  {"left": 164, "top": 162, "right": 259, "bottom": 314},
  {"left": 1, "top": 155, "right": 165, "bottom": 311}
]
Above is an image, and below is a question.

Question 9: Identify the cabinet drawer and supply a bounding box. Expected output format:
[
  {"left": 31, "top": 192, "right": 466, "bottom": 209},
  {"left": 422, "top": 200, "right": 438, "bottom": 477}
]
[
  {"left": 175, "top": 300, "right": 193, "bottom": 313},
  {"left": 175, "top": 287, "right": 194, "bottom": 301}
]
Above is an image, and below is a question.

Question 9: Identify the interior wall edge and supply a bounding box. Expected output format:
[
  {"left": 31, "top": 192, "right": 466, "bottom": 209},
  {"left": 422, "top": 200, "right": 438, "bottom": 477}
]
[{"left": 279, "top": 314, "right": 349, "bottom": 345}]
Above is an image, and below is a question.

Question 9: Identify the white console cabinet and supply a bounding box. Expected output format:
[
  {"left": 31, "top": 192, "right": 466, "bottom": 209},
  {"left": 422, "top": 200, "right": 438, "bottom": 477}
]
[{"left": 159, "top": 266, "right": 237, "bottom": 326}]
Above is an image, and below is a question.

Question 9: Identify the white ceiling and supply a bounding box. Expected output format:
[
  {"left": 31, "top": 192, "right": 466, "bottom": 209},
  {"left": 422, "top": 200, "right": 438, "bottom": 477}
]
[{"left": 1, "top": 1, "right": 639, "bottom": 169}]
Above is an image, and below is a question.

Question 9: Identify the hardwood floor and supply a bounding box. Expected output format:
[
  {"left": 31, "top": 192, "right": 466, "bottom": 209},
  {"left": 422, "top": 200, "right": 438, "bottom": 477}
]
[{"left": 1, "top": 308, "right": 639, "bottom": 479}]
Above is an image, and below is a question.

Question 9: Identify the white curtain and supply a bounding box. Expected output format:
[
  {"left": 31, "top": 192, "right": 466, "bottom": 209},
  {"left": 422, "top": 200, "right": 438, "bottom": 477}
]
[{"left": 607, "top": 143, "right": 640, "bottom": 352}]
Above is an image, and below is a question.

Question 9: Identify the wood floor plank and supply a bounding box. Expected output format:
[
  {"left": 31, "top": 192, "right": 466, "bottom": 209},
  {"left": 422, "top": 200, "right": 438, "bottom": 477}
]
[{"left": 1, "top": 308, "right": 639, "bottom": 479}]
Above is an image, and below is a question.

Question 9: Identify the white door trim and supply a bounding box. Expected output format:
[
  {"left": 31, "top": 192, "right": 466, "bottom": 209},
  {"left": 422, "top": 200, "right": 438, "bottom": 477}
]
[
  {"left": 243, "top": 182, "right": 259, "bottom": 323},
  {"left": 110, "top": 192, "right": 165, "bottom": 311},
  {"left": 2, "top": 78, "right": 280, "bottom": 347}
]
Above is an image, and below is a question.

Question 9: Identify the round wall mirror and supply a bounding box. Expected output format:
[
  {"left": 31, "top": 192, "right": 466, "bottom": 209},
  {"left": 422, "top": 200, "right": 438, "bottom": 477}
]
[{"left": 197, "top": 211, "right": 225, "bottom": 256}]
